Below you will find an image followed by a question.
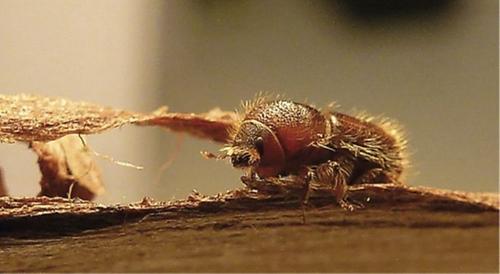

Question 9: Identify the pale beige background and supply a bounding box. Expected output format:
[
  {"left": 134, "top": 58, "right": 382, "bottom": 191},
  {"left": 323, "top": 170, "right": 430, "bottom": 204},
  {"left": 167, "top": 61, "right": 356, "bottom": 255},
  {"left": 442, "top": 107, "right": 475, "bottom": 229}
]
[{"left": 0, "top": 0, "right": 498, "bottom": 203}]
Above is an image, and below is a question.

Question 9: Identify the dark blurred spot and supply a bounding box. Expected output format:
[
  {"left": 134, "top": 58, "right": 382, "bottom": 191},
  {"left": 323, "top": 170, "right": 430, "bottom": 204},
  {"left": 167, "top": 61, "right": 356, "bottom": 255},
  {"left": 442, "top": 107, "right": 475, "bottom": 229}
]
[{"left": 330, "top": 0, "right": 455, "bottom": 22}]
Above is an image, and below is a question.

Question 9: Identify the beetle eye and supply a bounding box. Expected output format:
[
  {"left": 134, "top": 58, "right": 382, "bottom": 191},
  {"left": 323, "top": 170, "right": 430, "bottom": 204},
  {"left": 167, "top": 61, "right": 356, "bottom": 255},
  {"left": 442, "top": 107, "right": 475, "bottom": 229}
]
[{"left": 255, "top": 137, "right": 264, "bottom": 155}]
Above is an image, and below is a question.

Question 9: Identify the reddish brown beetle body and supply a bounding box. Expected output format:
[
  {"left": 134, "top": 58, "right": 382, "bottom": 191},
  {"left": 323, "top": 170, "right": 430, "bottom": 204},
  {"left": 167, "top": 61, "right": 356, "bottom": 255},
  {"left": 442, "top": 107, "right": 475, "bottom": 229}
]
[{"left": 216, "top": 98, "right": 407, "bottom": 209}]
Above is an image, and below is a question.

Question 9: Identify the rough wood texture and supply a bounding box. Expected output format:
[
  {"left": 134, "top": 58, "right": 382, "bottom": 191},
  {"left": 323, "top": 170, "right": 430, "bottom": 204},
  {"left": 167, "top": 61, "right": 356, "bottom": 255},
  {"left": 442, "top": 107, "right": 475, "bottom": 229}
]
[
  {"left": 136, "top": 107, "right": 237, "bottom": 143},
  {"left": 0, "top": 94, "right": 236, "bottom": 199},
  {"left": 1, "top": 184, "right": 497, "bottom": 237},
  {"left": 0, "top": 94, "right": 236, "bottom": 144},
  {"left": 0, "top": 94, "right": 498, "bottom": 272},
  {"left": 1, "top": 184, "right": 498, "bottom": 272},
  {"left": 0, "top": 94, "right": 136, "bottom": 143}
]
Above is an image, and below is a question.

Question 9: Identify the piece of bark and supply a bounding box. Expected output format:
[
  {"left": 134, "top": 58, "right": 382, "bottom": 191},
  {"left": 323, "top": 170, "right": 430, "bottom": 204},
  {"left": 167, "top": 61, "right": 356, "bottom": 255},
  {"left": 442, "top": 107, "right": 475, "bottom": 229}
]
[
  {"left": 3, "top": 92, "right": 246, "bottom": 200},
  {"left": 30, "top": 135, "right": 104, "bottom": 200},
  {"left": 0, "top": 94, "right": 139, "bottom": 143},
  {"left": 0, "top": 184, "right": 497, "bottom": 236},
  {"left": 0, "top": 94, "right": 237, "bottom": 144},
  {"left": 135, "top": 107, "right": 238, "bottom": 143},
  {"left": 0, "top": 94, "right": 237, "bottom": 200}
]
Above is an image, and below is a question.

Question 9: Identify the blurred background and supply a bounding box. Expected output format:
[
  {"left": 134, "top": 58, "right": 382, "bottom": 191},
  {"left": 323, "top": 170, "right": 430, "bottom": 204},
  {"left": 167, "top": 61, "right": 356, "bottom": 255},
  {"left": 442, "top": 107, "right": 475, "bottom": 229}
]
[{"left": 0, "top": 0, "right": 498, "bottom": 203}]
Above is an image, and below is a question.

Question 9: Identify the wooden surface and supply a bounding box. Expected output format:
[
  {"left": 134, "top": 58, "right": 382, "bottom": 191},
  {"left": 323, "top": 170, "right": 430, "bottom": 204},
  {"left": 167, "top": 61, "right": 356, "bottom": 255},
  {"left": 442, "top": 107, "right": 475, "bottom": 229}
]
[
  {"left": 0, "top": 184, "right": 498, "bottom": 272},
  {"left": 1, "top": 207, "right": 498, "bottom": 272}
]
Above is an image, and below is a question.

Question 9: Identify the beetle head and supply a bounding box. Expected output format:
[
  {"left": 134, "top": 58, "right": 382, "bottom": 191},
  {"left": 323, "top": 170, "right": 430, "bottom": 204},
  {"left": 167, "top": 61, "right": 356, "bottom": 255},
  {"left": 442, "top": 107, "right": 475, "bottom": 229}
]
[
  {"left": 202, "top": 119, "right": 286, "bottom": 177},
  {"left": 228, "top": 119, "right": 286, "bottom": 175},
  {"left": 224, "top": 120, "right": 265, "bottom": 169}
]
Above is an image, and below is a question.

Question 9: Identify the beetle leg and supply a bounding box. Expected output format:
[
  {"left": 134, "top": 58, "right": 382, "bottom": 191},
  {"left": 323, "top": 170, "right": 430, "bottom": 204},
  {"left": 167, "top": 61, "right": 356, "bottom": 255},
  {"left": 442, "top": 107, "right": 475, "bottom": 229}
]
[
  {"left": 311, "top": 156, "right": 361, "bottom": 211},
  {"left": 299, "top": 170, "right": 315, "bottom": 224},
  {"left": 300, "top": 170, "right": 314, "bottom": 207}
]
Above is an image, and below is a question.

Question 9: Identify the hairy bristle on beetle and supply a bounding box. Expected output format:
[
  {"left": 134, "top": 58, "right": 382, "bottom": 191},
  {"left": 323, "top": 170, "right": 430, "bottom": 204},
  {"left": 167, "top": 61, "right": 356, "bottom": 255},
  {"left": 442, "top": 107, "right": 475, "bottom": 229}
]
[{"left": 207, "top": 96, "right": 410, "bottom": 211}]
